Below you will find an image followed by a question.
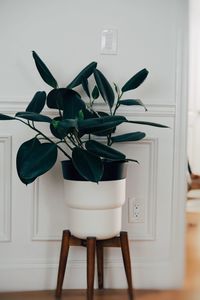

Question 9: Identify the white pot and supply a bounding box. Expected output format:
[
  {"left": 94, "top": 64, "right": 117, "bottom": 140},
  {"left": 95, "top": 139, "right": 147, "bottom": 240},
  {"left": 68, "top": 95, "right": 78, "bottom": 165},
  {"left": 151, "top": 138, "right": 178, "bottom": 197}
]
[{"left": 63, "top": 178, "right": 126, "bottom": 239}]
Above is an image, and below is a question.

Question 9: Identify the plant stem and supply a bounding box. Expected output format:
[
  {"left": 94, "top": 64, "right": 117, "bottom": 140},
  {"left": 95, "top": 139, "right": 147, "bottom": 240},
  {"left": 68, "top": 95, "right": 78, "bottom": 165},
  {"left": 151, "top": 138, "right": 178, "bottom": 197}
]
[
  {"left": 113, "top": 91, "right": 123, "bottom": 115},
  {"left": 16, "top": 118, "right": 71, "bottom": 159}
]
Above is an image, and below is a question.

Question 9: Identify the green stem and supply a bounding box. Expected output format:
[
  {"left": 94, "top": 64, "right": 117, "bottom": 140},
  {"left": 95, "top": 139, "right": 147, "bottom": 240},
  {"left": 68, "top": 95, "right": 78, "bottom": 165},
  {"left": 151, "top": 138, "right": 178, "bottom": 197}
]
[
  {"left": 113, "top": 92, "right": 123, "bottom": 115},
  {"left": 16, "top": 118, "right": 71, "bottom": 159}
]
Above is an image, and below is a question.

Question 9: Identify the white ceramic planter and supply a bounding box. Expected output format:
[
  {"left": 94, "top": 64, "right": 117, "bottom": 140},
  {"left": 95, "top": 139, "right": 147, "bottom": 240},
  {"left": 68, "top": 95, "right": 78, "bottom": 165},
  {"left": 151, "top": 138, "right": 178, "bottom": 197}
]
[{"left": 63, "top": 179, "right": 126, "bottom": 239}]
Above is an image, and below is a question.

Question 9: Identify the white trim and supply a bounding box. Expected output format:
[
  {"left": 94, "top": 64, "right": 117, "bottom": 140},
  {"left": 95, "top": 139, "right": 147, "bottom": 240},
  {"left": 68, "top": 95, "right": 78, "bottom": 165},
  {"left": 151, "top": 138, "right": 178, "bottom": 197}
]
[
  {"left": 0, "top": 136, "right": 12, "bottom": 242},
  {"left": 125, "top": 138, "right": 158, "bottom": 241},
  {"left": 168, "top": 0, "right": 188, "bottom": 286}
]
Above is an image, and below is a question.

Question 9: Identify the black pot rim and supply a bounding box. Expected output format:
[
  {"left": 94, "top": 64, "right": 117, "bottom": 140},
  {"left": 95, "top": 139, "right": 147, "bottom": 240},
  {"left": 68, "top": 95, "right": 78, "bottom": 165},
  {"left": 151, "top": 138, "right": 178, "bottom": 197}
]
[{"left": 61, "top": 160, "right": 128, "bottom": 181}]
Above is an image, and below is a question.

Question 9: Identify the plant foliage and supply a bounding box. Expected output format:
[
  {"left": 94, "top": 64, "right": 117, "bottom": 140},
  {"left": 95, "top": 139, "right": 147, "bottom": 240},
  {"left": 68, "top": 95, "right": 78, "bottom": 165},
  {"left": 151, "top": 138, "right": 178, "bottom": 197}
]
[{"left": 0, "top": 51, "right": 168, "bottom": 183}]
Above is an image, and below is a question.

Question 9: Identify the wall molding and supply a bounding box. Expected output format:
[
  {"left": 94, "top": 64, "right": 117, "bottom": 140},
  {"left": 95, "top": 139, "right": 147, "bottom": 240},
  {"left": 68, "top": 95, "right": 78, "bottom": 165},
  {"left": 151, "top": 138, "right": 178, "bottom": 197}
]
[
  {"left": 0, "top": 96, "right": 176, "bottom": 117},
  {"left": 0, "top": 136, "right": 12, "bottom": 242},
  {"left": 124, "top": 138, "right": 158, "bottom": 241}
]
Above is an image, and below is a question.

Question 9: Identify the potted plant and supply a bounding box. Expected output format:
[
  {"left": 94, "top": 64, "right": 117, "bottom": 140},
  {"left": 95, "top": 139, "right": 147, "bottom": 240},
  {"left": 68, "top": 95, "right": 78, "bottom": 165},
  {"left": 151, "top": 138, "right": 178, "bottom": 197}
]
[{"left": 0, "top": 52, "right": 167, "bottom": 239}]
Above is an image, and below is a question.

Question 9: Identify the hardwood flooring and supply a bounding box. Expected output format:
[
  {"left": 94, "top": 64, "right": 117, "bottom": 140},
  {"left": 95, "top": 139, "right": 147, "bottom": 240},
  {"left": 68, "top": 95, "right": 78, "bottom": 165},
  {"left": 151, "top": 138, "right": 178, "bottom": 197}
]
[{"left": 0, "top": 212, "right": 200, "bottom": 300}]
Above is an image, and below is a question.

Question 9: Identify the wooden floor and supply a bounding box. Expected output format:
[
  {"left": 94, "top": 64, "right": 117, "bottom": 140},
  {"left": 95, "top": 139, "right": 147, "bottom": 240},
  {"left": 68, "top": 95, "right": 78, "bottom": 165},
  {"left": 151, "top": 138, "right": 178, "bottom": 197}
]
[{"left": 1, "top": 212, "right": 200, "bottom": 300}]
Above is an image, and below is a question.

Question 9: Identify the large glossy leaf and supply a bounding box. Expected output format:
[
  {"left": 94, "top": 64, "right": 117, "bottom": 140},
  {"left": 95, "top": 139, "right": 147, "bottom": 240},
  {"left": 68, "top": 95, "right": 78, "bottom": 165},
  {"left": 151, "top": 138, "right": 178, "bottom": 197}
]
[
  {"left": 16, "top": 138, "right": 40, "bottom": 184},
  {"left": 26, "top": 91, "right": 46, "bottom": 113},
  {"left": 50, "top": 117, "right": 62, "bottom": 139},
  {"left": 62, "top": 92, "right": 86, "bottom": 119},
  {"left": 82, "top": 108, "right": 98, "bottom": 120},
  {"left": 121, "top": 68, "right": 149, "bottom": 92},
  {"left": 91, "top": 111, "right": 115, "bottom": 136},
  {"left": 0, "top": 113, "right": 15, "bottom": 120},
  {"left": 46, "top": 88, "right": 85, "bottom": 120},
  {"left": 32, "top": 51, "right": 58, "bottom": 88},
  {"left": 72, "top": 147, "right": 103, "bottom": 182},
  {"left": 94, "top": 69, "right": 115, "bottom": 108},
  {"left": 81, "top": 76, "right": 90, "bottom": 98},
  {"left": 47, "top": 88, "right": 83, "bottom": 115},
  {"left": 118, "top": 99, "right": 147, "bottom": 111},
  {"left": 16, "top": 138, "right": 58, "bottom": 184},
  {"left": 51, "top": 118, "right": 77, "bottom": 138},
  {"left": 111, "top": 132, "right": 146, "bottom": 143},
  {"left": 127, "top": 120, "right": 168, "bottom": 128},
  {"left": 78, "top": 115, "right": 126, "bottom": 134},
  {"left": 85, "top": 140, "right": 126, "bottom": 160},
  {"left": 67, "top": 62, "right": 97, "bottom": 89},
  {"left": 16, "top": 112, "right": 52, "bottom": 123}
]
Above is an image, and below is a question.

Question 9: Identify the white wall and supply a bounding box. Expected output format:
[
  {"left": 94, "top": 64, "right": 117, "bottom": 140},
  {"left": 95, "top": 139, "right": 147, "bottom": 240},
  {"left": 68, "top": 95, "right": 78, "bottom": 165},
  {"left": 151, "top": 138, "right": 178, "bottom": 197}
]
[{"left": 0, "top": 0, "right": 188, "bottom": 291}]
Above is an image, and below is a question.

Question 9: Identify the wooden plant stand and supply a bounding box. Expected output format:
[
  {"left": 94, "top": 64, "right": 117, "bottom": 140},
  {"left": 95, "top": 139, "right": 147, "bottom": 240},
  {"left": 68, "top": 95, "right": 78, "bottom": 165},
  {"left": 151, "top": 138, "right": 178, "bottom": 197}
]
[{"left": 55, "top": 230, "right": 134, "bottom": 300}]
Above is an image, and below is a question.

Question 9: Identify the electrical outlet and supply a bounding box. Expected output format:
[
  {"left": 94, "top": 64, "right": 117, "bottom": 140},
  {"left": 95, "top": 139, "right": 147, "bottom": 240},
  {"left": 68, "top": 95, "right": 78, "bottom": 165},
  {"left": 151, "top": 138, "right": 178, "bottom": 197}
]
[{"left": 128, "top": 197, "right": 145, "bottom": 223}]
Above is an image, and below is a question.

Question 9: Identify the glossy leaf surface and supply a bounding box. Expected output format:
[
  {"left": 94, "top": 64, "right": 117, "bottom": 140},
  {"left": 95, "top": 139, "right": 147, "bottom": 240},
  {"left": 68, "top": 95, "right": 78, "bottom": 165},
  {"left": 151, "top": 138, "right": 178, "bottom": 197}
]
[
  {"left": 72, "top": 147, "right": 103, "bottom": 182},
  {"left": 0, "top": 113, "right": 15, "bottom": 120},
  {"left": 119, "top": 99, "right": 147, "bottom": 111},
  {"left": 32, "top": 51, "right": 58, "bottom": 88},
  {"left": 127, "top": 120, "right": 168, "bottom": 128},
  {"left": 51, "top": 118, "right": 77, "bottom": 138},
  {"left": 26, "top": 91, "right": 46, "bottom": 113},
  {"left": 111, "top": 131, "right": 146, "bottom": 143},
  {"left": 94, "top": 69, "right": 115, "bottom": 108},
  {"left": 16, "top": 138, "right": 57, "bottom": 184},
  {"left": 78, "top": 115, "right": 126, "bottom": 134},
  {"left": 122, "top": 68, "right": 148, "bottom": 92},
  {"left": 92, "top": 85, "right": 99, "bottom": 99},
  {"left": 85, "top": 140, "right": 126, "bottom": 160},
  {"left": 16, "top": 112, "right": 52, "bottom": 123},
  {"left": 67, "top": 62, "right": 97, "bottom": 89}
]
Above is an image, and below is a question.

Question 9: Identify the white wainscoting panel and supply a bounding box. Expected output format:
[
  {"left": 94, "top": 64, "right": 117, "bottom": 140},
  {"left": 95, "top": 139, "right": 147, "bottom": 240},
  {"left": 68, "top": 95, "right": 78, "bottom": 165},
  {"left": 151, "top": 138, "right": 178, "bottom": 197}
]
[
  {"left": 122, "top": 139, "right": 158, "bottom": 240},
  {"left": 0, "top": 136, "right": 12, "bottom": 242},
  {"left": 32, "top": 162, "right": 69, "bottom": 241}
]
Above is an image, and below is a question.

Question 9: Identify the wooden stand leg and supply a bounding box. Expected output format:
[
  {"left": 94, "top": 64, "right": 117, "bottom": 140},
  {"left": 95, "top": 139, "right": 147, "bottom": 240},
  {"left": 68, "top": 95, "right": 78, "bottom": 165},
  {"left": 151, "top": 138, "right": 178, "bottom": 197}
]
[
  {"left": 87, "top": 237, "right": 96, "bottom": 300},
  {"left": 120, "top": 231, "right": 134, "bottom": 300},
  {"left": 55, "top": 230, "right": 71, "bottom": 298},
  {"left": 96, "top": 241, "right": 104, "bottom": 289}
]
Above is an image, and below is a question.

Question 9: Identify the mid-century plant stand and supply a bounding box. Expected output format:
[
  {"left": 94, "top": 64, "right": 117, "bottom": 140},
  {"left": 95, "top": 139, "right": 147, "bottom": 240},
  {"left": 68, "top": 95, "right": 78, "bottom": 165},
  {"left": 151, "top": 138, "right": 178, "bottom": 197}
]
[{"left": 55, "top": 230, "right": 134, "bottom": 300}]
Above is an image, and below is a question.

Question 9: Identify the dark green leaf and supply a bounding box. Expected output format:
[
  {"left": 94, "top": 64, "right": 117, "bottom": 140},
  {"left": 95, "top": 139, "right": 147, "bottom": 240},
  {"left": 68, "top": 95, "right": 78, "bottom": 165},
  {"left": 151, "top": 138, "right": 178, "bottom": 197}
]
[
  {"left": 127, "top": 120, "right": 169, "bottom": 128},
  {"left": 78, "top": 115, "right": 126, "bottom": 134},
  {"left": 111, "top": 132, "right": 146, "bottom": 143},
  {"left": 92, "top": 111, "right": 115, "bottom": 136},
  {"left": 26, "top": 91, "right": 46, "bottom": 113},
  {"left": 92, "top": 85, "right": 99, "bottom": 99},
  {"left": 50, "top": 116, "right": 62, "bottom": 139},
  {"left": 94, "top": 69, "right": 115, "bottom": 108},
  {"left": 16, "top": 138, "right": 58, "bottom": 184},
  {"left": 16, "top": 138, "right": 40, "bottom": 184},
  {"left": 0, "top": 113, "right": 15, "bottom": 120},
  {"left": 122, "top": 68, "right": 149, "bottom": 92},
  {"left": 62, "top": 92, "right": 86, "bottom": 120},
  {"left": 118, "top": 99, "right": 147, "bottom": 111},
  {"left": 48, "top": 88, "right": 79, "bottom": 109},
  {"left": 72, "top": 147, "right": 103, "bottom": 182},
  {"left": 51, "top": 118, "right": 77, "bottom": 138},
  {"left": 85, "top": 140, "right": 126, "bottom": 160},
  {"left": 32, "top": 51, "right": 58, "bottom": 88},
  {"left": 82, "top": 77, "right": 90, "bottom": 98},
  {"left": 16, "top": 112, "right": 52, "bottom": 123},
  {"left": 67, "top": 62, "right": 97, "bottom": 89},
  {"left": 82, "top": 108, "right": 98, "bottom": 119},
  {"left": 47, "top": 88, "right": 84, "bottom": 118}
]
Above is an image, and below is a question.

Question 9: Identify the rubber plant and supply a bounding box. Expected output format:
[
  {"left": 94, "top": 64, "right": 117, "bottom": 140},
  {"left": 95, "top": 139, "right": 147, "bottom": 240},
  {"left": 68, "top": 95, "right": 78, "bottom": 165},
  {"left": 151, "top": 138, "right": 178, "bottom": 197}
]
[{"left": 0, "top": 51, "right": 167, "bottom": 184}]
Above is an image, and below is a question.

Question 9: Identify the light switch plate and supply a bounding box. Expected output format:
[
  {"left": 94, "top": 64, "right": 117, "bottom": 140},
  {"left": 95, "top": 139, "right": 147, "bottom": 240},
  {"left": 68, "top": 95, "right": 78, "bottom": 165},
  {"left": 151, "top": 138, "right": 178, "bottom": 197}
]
[{"left": 100, "top": 29, "right": 118, "bottom": 55}]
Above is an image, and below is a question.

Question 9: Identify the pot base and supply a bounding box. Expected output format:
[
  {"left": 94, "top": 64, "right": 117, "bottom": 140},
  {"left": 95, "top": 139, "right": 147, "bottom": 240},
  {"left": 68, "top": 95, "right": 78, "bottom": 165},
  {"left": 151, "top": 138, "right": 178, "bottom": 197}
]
[{"left": 68, "top": 206, "right": 122, "bottom": 239}]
